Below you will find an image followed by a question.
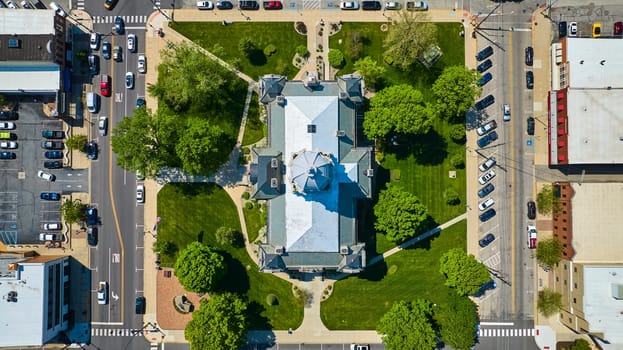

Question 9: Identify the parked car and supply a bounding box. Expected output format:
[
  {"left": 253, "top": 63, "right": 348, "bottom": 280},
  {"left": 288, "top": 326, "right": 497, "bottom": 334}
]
[
  {"left": 527, "top": 200, "right": 536, "bottom": 219},
  {"left": 0, "top": 122, "right": 15, "bottom": 130},
  {"left": 479, "top": 233, "right": 495, "bottom": 248},
  {"left": 136, "top": 184, "right": 145, "bottom": 203},
  {"left": 478, "top": 198, "right": 495, "bottom": 211},
  {"left": 0, "top": 141, "right": 17, "bottom": 149},
  {"left": 41, "top": 141, "right": 63, "bottom": 150},
  {"left": 0, "top": 151, "right": 16, "bottom": 159},
  {"left": 86, "top": 142, "right": 98, "bottom": 160},
  {"left": 478, "top": 183, "right": 494, "bottom": 198},
  {"left": 45, "top": 151, "right": 63, "bottom": 159},
  {"left": 33, "top": 0, "right": 46, "bottom": 9},
  {"left": 405, "top": 1, "right": 427, "bottom": 11},
  {"left": 42, "top": 223, "right": 61, "bottom": 231},
  {"left": 477, "top": 59, "right": 492, "bottom": 73},
  {"left": 525, "top": 46, "right": 533, "bottom": 66},
  {"left": 476, "top": 46, "right": 493, "bottom": 61},
  {"left": 138, "top": 54, "right": 146, "bottom": 73},
  {"left": 475, "top": 95, "right": 495, "bottom": 111},
  {"left": 125, "top": 72, "right": 134, "bottom": 89},
  {"left": 262, "top": 0, "right": 282, "bottom": 9},
  {"left": 0, "top": 132, "right": 14, "bottom": 140},
  {"left": 238, "top": 0, "right": 259, "bottom": 9},
  {"left": 42, "top": 130, "right": 64, "bottom": 139},
  {"left": 476, "top": 120, "right": 497, "bottom": 136},
  {"left": 21, "top": 1, "right": 34, "bottom": 9},
  {"left": 102, "top": 42, "right": 111, "bottom": 59},
  {"left": 0, "top": 111, "right": 18, "bottom": 120},
  {"left": 100, "top": 74, "right": 111, "bottom": 97},
  {"left": 350, "top": 345, "right": 369, "bottom": 350},
  {"left": 39, "top": 233, "right": 63, "bottom": 241},
  {"left": 559, "top": 21, "right": 567, "bottom": 39},
  {"left": 526, "top": 71, "right": 534, "bottom": 89},
  {"left": 479, "top": 157, "right": 496, "bottom": 172},
  {"left": 104, "top": 0, "right": 117, "bottom": 9},
  {"left": 527, "top": 116, "right": 535, "bottom": 135},
  {"left": 361, "top": 0, "right": 381, "bottom": 10},
  {"left": 527, "top": 225, "right": 537, "bottom": 249},
  {"left": 6, "top": 0, "right": 18, "bottom": 8},
  {"left": 197, "top": 0, "right": 214, "bottom": 8},
  {"left": 99, "top": 116, "right": 108, "bottom": 136},
  {"left": 136, "top": 98, "right": 146, "bottom": 108},
  {"left": 44, "top": 160, "right": 62, "bottom": 169},
  {"left": 340, "top": 1, "right": 359, "bottom": 9},
  {"left": 384, "top": 1, "right": 401, "bottom": 9},
  {"left": 136, "top": 169, "right": 145, "bottom": 180},
  {"left": 478, "top": 170, "right": 496, "bottom": 185},
  {"left": 88, "top": 54, "right": 99, "bottom": 75},
  {"left": 114, "top": 16, "right": 124, "bottom": 34},
  {"left": 477, "top": 131, "right": 498, "bottom": 148},
  {"left": 87, "top": 227, "right": 98, "bottom": 246},
  {"left": 135, "top": 296, "right": 146, "bottom": 314},
  {"left": 592, "top": 23, "right": 602, "bottom": 38},
  {"left": 49, "top": 1, "right": 67, "bottom": 16},
  {"left": 503, "top": 103, "right": 511, "bottom": 121},
  {"left": 569, "top": 21, "right": 577, "bottom": 37},
  {"left": 38, "top": 170, "right": 55, "bottom": 181},
  {"left": 127, "top": 34, "right": 137, "bottom": 53},
  {"left": 97, "top": 281, "right": 108, "bottom": 305},
  {"left": 479, "top": 209, "right": 496, "bottom": 222},
  {"left": 615, "top": 21, "right": 623, "bottom": 36},
  {"left": 40, "top": 192, "right": 61, "bottom": 201},
  {"left": 90, "top": 32, "right": 100, "bottom": 50},
  {"left": 86, "top": 207, "right": 98, "bottom": 226},
  {"left": 477, "top": 72, "right": 492, "bottom": 87},
  {"left": 216, "top": 0, "right": 233, "bottom": 9},
  {"left": 473, "top": 280, "right": 497, "bottom": 297},
  {"left": 113, "top": 45, "right": 122, "bottom": 62}
]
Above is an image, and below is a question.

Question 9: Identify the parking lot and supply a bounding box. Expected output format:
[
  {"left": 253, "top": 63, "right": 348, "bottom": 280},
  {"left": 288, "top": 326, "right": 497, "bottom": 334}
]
[{"left": 0, "top": 99, "right": 88, "bottom": 244}]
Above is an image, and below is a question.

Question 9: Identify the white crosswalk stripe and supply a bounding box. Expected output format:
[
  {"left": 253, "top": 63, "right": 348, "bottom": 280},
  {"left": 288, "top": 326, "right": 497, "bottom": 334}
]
[
  {"left": 153, "top": 0, "right": 161, "bottom": 9},
  {"left": 91, "top": 328, "right": 144, "bottom": 337},
  {"left": 76, "top": 0, "right": 84, "bottom": 9},
  {"left": 302, "top": 0, "right": 321, "bottom": 9},
  {"left": 478, "top": 328, "right": 536, "bottom": 337},
  {"left": 92, "top": 15, "right": 148, "bottom": 24}
]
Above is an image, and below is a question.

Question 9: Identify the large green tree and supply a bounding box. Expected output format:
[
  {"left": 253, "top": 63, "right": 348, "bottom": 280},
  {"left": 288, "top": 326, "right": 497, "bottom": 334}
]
[
  {"left": 374, "top": 184, "right": 429, "bottom": 243},
  {"left": 538, "top": 288, "right": 562, "bottom": 316},
  {"left": 376, "top": 299, "right": 437, "bottom": 350},
  {"left": 65, "top": 134, "right": 87, "bottom": 152},
  {"left": 383, "top": 11, "right": 438, "bottom": 70},
  {"left": 354, "top": 56, "right": 386, "bottom": 87},
  {"left": 536, "top": 237, "right": 563, "bottom": 267},
  {"left": 185, "top": 292, "right": 248, "bottom": 350},
  {"left": 175, "top": 118, "right": 232, "bottom": 175},
  {"left": 432, "top": 66, "right": 482, "bottom": 120},
  {"left": 363, "top": 84, "right": 435, "bottom": 141},
  {"left": 434, "top": 296, "right": 478, "bottom": 350},
  {"left": 60, "top": 199, "right": 86, "bottom": 225},
  {"left": 439, "top": 248, "right": 491, "bottom": 296},
  {"left": 537, "top": 184, "right": 562, "bottom": 215},
  {"left": 174, "top": 242, "right": 227, "bottom": 293}
]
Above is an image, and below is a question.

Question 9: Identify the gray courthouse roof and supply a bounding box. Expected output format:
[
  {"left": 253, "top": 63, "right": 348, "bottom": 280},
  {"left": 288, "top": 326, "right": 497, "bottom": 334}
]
[{"left": 251, "top": 74, "right": 372, "bottom": 274}]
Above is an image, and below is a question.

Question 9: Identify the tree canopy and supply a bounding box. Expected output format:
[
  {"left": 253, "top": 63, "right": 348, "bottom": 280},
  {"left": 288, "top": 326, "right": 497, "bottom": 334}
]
[
  {"left": 354, "top": 56, "right": 386, "bottom": 87},
  {"left": 536, "top": 184, "right": 562, "bottom": 215},
  {"left": 185, "top": 292, "right": 248, "bottom": 350},
  {"left": 60, "top": 199, "right": 86, "bottom": 225},
  {"left": 538, "top": 288, "right": 562, "bottom": 317},
  {"left": 383, "top": 11, "right": 438, "bottom": 70},
  {"left": 175, "top": 118, "right": 232, "bottom": 175},
  {"left": 376, "top": 299, "right": 437, "bottom": 350},
  {"left": 439, "top": 248, "right": 491, "bottom": 296},
  {"left": 432, "top": 66, "right": 482, "bottom": 120},
  {"left": 363, "top": 84, "right": 436, "bottom": 140},
  {"left": 434, "top": 296, "right": 479, "bottom": 350},
  {"left": 374, "top": 184, "right": 430, "bottom": 243},
  {"left": 536, "top": 237, "right": 563, "bottom": 267},
  {"left": 65, "top": 134, "right": 87, "bottom": 152},
  {"left": 174, "top": 242, "right": 227, "bottom": 293}
]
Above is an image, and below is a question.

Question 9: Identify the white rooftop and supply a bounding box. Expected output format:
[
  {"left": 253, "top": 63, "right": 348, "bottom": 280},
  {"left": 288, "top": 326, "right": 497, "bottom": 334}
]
[
  {"left": 582, "top": 265, "right": 623, "bottom": 344},
  {"left": 0, "top": 10, "right": 57, "bottom": 35},
  {"left": 567, "top": 38, "right": 623, "bottom": 89},
  {"left": 571, "top": 183, "right": 623, "bottom": 263}
]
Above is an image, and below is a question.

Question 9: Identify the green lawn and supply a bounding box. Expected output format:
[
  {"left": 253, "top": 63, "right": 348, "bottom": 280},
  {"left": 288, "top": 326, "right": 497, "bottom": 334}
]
[
  {"left": 321, "top": 220, "right": 466, "bottom": 329},
  {"left": 242, "top": 92, "right": 266, "bottom": 146},
  {"left": 157, "top": 183, "right": 303, "bottom": 330},
  {"left": 171, "top": 22, "right": 307, "bottom": 80},
  {"left": 243, "top": 202, "right": 265, "bottom": 243}
]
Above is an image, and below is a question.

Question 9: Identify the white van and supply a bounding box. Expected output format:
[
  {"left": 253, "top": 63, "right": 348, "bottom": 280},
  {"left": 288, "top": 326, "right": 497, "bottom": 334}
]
[{"left": 87, "top": 92, "right": 100, "bottom": 113}]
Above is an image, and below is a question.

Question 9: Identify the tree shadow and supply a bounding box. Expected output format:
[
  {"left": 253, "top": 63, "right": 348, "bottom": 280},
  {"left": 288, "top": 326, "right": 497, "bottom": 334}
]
[
  {"left": 170, "top": 182, "right": 217, "bottom": 197},
  {"left": 387, "top": 130, "right": 448, "bottom": 165},
  {"left": 217, "top": 250, "right": 251, "bottom": 294},
  {"left": 197, "top": 230, "right": 204, "bottom": 243},
  {"left": 247, "top": 300, "right": 273, "bottom": 330},
  {"left": 248, "top": 49, "right": 267, "bottom": 66},
  {"left": 356, "top": 259, "right": 388, "bottom": 282}
]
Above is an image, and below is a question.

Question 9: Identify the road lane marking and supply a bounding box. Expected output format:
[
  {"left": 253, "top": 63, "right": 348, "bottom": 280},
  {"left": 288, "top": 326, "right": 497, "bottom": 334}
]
[{"left": 508, "top": 31, "right": 516, "bottom": 315}]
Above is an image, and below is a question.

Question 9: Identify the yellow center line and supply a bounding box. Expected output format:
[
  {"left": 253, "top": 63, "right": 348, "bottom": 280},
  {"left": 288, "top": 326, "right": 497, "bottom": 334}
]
[
  {"left": 509, "top": 32, "right": 516, "bottom": 315},
  {"left": 108, "top": 35, "right": 125, "bottom": 322}
]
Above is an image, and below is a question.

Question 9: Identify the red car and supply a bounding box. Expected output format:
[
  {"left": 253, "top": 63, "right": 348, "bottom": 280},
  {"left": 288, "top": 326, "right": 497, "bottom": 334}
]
[
  {"left": 100, "top": 75, "right": 111, "bottom": 97},
  {"left": 263, "top": 1, "right": 282, "bottom": 9},
  {"left": 615, "top": 21, "right": 623, "bottom": 36}
]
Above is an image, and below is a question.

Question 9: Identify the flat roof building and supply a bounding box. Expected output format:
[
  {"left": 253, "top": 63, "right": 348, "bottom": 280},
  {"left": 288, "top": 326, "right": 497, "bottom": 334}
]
[{"left": 251, "top": 73, "right": 373, "bottom": 273}]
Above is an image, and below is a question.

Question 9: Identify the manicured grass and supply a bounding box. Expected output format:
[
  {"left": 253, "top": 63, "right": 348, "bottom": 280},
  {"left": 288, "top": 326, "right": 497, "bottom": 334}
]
[
  {"left": 171, "top": 22, "right": 307, "bottom": 80},
  {"left": 242, "top": 92, "right": 266, "bottom": 146},
  {"left": 320, "top": 220, "right": 466, "bottom": 329},
  {"left": 157, "top": 183, "right": 303, "bottom": 330},
  {"left": 243, "top": 202, "right": 265, "bottom": 243}
]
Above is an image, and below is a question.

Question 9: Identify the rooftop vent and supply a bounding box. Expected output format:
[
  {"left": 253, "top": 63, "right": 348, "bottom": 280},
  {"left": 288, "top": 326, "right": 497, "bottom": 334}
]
[
  {"left": 339, "top": 92, "right": 348, "bottom": 100},
  {"left": 365, "top": 169, "right": 374, "bottom": 177},
  {"left": 307, "top": 124, "right": 316, "bottom": 133},
  {"left": 270, "top": 178, "right": 278, "bottom": 188},
  {"left": 336, "top": 130, "right": 346, "bottom": 137},
  {"left": 276, "top": 95, "right": 285, "bottom": 105},
  {"left": 340, "top": 246, "right": 350, "bottom": 255},
  {"left": 8, "top": 39, "right": 20, "bottom": 49},
  {"left": 271, "top": 158, "right": 279, "bottom": 168},
  {"left": 275, "top": 246, "right": 285, "bottom": 255}
]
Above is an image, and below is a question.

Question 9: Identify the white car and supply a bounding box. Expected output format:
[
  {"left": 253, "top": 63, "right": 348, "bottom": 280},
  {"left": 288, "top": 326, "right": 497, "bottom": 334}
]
[
  {"left": 503, "top": 104, "right": 511, "bottom": 121},
  {"left": 0, "top": 141, "right": 17, "bottom": 149},
  {"left": 136, "top": 184, "right": 145, "bottom": 203},
  {"left": 90, "top": 32, "right": 100, "bottom": 50},
  {"left": 0, "top": 122, "right": 15, "bottom": 130},
  {"left": 350, "top": 345, "right": 369, "bottom": 350},
  {"left": 137, "top": 54, "right": 146, "bottom": 74},
  {"left": 527, "top": 225, "right": 537, "bottom": 249},
  {"left": 478, "top": 197, "right": 495, "bottom": 211},
  {"left": 406, "top": 0, "right": 428, "bottom": 11},
  {"left": 476, "top": 120, "right": 497, "bottom": 136},
  {"left": 197, "top": 0, "right": 214, "bottom": 9},
  {"left": 127, "top": 34, "right": 136, "bottom": 53},
  {"left": 125, "top": 72, "right": 134, "bottom": 89},
  {"left": 479, "top": 157, "right": 496, "bottom": 172},
  {"left": 569, "top": 22, "right": 578, "bottom": 37},
  {"left": 6, "top": 0, "right": 18, "bottom": 8},
  {"left": 478, "top": 170, "right": 496, "bottom": 185},
  {"left": 384, "top": 1, "right": 401, "bottom": 9},
  {"left": 37, "top": 170, "right": 55, "bottom": 182},
  {"left": 49, "top": 1, "right": 67, "bottom": 17},
  {"left": 20, "top": 0, "right": 33, "bottom": 8},
  {"left": 39, "top": 233, "right": 63, "bottom": 241},
  {"left": 97, "top": 281, "right": 108, "bottom": 305},
  {"left": 42, "top": 223, "right": 62, "bottom": 231},
  {"left": 99, "top": 116, "right": 108, "bottom": 136},
  {"left": 340, "top": 1, "right": 359, "bottom": 9}
]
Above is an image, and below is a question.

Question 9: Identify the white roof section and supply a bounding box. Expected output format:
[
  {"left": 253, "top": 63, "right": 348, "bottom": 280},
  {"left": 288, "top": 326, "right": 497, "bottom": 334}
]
[
  {"left": 567, "top": 38, "right": 623, "bottom": 89},
  {"left": 582, "top": 265, "right": 623, "bottom": 344},
  {"left": 0, "top": 10, "right": 57, "bottom": 35},
  {"left": 0, "top": 262, "right": 47, "bottom": 346},
  {"left": 283, "top": 95, "right": 340, "bottom": 253},
  {"left": 0, "top": 67, "right": 60, "bottom": 92},
  {"left": 571, "top": 183, "right": 623, "bottom": 262},
  {"left": 566, "top": 89, "right": 623, "bottom": 164}
]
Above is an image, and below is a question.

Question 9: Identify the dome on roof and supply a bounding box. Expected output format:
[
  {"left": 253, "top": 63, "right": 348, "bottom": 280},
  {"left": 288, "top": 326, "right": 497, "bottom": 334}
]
[{"left": 290, "top": 151, "right": 333, "bottom": 193}]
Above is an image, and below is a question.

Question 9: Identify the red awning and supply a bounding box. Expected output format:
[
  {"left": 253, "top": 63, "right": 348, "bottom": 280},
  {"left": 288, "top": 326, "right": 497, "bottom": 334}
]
[
  {"left": 558, "top": 141, "right": 565, "bottom": 148},
  {"left": 557, "top": 104, "right": 565, "bottom": 112},
  {"left": 558, "top": 129, "right": 565, "bottom": 135},
  {"left": 557, "top": 117, "right": 565, "bottom": 124},
  {"left": 557, "top": 91, "right": 565, "bottom": 100},
  {"left": 558, "top": 154, "right": 566, "bottom": 161}
]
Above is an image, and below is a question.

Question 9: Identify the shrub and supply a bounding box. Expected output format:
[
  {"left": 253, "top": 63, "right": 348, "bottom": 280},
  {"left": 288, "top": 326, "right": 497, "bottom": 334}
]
[
  {"left": 347, "top": 31, "right": 363, "bottom": 61},
  {"left": 444, "top": 188, "right": 461, "bottom": 205},
  {"left": 243, "top": 147, "right": 251, "bottom": 155},
  {"left": 266, "top": 294, "right": 279, "bottom": 306},
  {"left": 450, "top": 153, "right": 464, "bottom": 169},
  {"left": 263, "top": 44, "right": 277, "bottom": 57},
  {"left": 449, "top": 124, "right": 466, "bottom": 143},
  {"left": 328, "top": 49, "right": 344, "bottom": 68},
  {"left": 66, "top": 135, "right": 87, "bottom": 152},
  {"left": 242, "top": 191, "right": 250, "bottom": 200},
  {"left": 295, "top": 45, "right": 308, "bottom": 57},
  {"left": 245, "top": 202, "right": 254, "bottom": 210},
  {"left": 295, "top": 22, "right": 307, "bottom": 35},
  {"left": 238, "top": 37, "right": 255, "bottom": 57},
  {"left": 215, "top": 226, "right": 244, "bottom": 247},
  {"left": 384, "top": 55, "right": 394, "bottom": 65},
  {"left": 154, "top": 239, "right": 178, "bottom": 258}
]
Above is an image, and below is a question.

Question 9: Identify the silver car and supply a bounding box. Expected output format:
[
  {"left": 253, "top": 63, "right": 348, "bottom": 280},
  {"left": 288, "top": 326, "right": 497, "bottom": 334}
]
[{"left": 99, "top": 116, "right": 108, "bottom": 136}]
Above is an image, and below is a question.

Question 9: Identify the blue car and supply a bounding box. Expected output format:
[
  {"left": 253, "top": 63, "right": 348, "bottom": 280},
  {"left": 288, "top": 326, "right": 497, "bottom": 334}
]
[
  {"left": 86, "top": 207, "right": 98, "bottom": 226},
  {"left": 473, "top": 280, "right": 497, "bottom": 297},
  {"left": 477, "top": 59, "right": 492, "bottom": 73},
  {"left": 477, "top": 72, "right": 492, "bottom": 87},
  {"left": 479, "top": 209, "right": 496, "bottom": 222},
  {"left": 45, "top": 151, "right": 63, "bottom": 159},
  {"left": 40, "top": 192, "right": 61, "bottom": 201},
  {"left": 114, "top": 16, "right": 124, "bottom": 35},
  {"left": 478, "top": 183, "right": 495, "bottom": 198},
  {"left": 479, "top": 233, "right": 495, "bottom": 248},
  {"left": 477, "top": 131, "right": 498, "bottom": 148}
]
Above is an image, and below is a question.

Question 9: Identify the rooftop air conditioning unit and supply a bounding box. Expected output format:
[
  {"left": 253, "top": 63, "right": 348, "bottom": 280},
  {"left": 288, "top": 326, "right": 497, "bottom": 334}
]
[
  {"left": 276, "top": 95, "right": 285, "bottom": 105},
  {"left": 340, "top": 246, "right": 350, "bottom": 255},
  {"left": 271, "top": 158, "right": 279, "bottom": 168},
  {"left": 339, "top": 92, "right": 348, "bottom": 100},
  {"left": 336, "top": 130, "right": 346, "bottom": 137},
  {"left": 270, "top": 178, "right": 278, "bottom": 188},
  {"left": 365, "top": 169, "right": 374, "bottom": 177},
  {"left": 275, "top": 246, "right": 285, "bottom": 255}
]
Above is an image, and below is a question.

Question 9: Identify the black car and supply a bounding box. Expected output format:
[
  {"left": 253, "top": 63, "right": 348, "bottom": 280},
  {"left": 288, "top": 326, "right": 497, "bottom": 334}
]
[
  {"left": 477, "top": 59, "right": 492, "bottom": 73},
  {"left": 86, "top": 207, "right": 98, "bottom": 226},
  {"left": 0, "top": 111, "right": 18, "bottom": 120},
  {"left": 104, "top": 0, "right": 118, "bottom": 9},
  {"left": 527, "top": 116, "right": 535, "bottom": 136},
  {"left": 525, "top": 47, "right": 533, "bottom": 66},
  {"left": 87, "top": 227, "right": 98, "bottom": 246},
  {"left": 216, "top": 0, "right": 233, "bottom": 9},
  {"left": 361, "top": 0, "right": 382, "bottom": 10},
  {"left": 88, "top": 54, "right": 100, "bottom": 76},
  {"left": 0, "top": 151, "right": 16, "bottom": 159},
  {"left": 479, "top": 209, "right": 496, "bottom": 222},
  {"left": 41, "top": 141, "right": 64, "bottom": 150},
  {"left": 527, "top": 201, "right": 536, "bottom": 220},
  {"left": 114, "top": 16, "right": 125, "bottom": 35},
  {"left": 33, "top": 0, "right": 47, "bottom": 9},
  {"left": 44, "top": 160, "right": 62, "bottom": 169},
  {"left": 526, "top": 71, "right": 534, "bottom": 89},
  {"left": 102, "top": 42, "right": 111, "bottom": 60},
  {"left": 86, "top": 142, "right": 98, "bottom": 160},
  {"left": 135, "top": 296, "right": 146, "bottom": 314},
  {"left": 40, "top": 192, "right": 61, "bottom": 201},
  {"left": 478, "top": 183, "right": 495, "bottom": 198},
  {"left": 238, "top": 0, "right": 259, "bottom": 9},
  {"left": 42, "top": 130, "right": 64, "bottom": 139},
  {"left": 559, "top": 21, "right": 567, "bottom": 39},
  {"left": 475, "top": 95, "right": 495, "bottom": 111},
  {"left": 45, "top": 151, "right": 63, "bottom": 159},
  {"left": 479, "top": 233, "right": 495, "bottom": 248},
  {"left": 476, "top": 46, "right": 493, "bottom": 61},
  {"left": 477, "top": 131, "right": 498, "bottom": 148}
]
